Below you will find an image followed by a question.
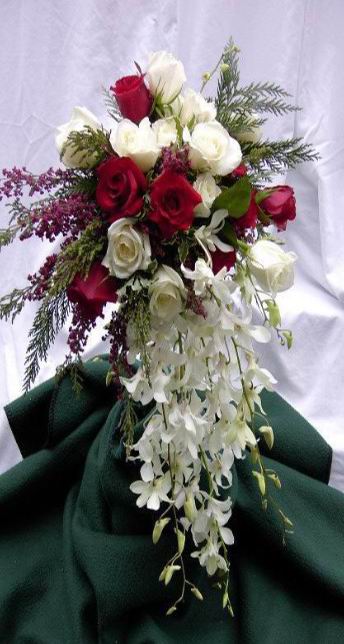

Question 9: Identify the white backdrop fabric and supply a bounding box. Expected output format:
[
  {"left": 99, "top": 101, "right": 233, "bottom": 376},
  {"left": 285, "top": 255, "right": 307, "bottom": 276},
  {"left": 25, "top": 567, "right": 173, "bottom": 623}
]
[{"left": 0, "top": 0, "right": 343, "bottom": 491}]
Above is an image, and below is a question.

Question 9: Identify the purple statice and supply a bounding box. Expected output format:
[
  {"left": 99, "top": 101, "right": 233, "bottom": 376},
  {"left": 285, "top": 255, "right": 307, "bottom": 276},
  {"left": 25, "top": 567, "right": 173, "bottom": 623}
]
[
  {"left": 19, "top": 193, "right": 99, "bottom": 242},
  {"left": 159, "top": 146, "right": 191, "bottom": 175},
  {"left": 26, "top": 255, "right": 58, "bottom": 301},
  {"left": 67, "top": 302, "right": 98, "bottom": 355},
  {"left": 186, "top": 289, "right": 207, "bottom": 319},
  {"left": 0, "top": 167, "right": 75, "bottom": 201},
  {"left": 104, "top": 309, "right": 133, "bottom": 383}
]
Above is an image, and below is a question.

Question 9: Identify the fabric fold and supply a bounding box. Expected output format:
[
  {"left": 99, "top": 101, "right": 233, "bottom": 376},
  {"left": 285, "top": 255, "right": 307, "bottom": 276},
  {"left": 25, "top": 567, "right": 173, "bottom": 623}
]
[{"left": 0, "top": 356, "right": 343, "bottom": 643}]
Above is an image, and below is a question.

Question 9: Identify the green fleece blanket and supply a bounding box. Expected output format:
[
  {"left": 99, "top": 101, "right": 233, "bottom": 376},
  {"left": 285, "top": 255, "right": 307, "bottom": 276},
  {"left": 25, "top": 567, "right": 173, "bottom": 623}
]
[{"left": 0, "top": 356, "right": 343, "bottom": 643}]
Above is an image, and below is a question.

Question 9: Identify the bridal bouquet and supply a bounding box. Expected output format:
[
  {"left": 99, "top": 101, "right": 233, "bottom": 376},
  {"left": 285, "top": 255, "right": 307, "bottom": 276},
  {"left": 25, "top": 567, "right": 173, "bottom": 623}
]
[{"left": 0, "top": 41, "right": 317, "bottom": 614}]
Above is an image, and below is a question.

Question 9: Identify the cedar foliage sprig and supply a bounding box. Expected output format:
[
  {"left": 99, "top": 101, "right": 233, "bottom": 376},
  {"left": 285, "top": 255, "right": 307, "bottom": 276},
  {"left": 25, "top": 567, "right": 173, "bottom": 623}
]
[
  {"left": 49, "top": 219, "right": 107, "bottom": 296},
  {"left": 56, "top": 354, "right": 84, "bottom": 396},
  {"left": 243, "top": 138, "right": 319, "bottom": 181},
  {"left": 0, "top": 286, "right": 31, "bottom": 323},
  {"left": 0, "top": 224, "right": 22, "bottom": 249},
  {"left": 23, "top": 291, "right": 71, "bottom": 392},
  {"left": 102, "top": 87, "right": 122, "bottom": 122},
  {"left": 61, "top": 126, "right": 112, "bottom": 168},
  {"left": 216, "top": 39, "right": 298, "bottom": 126},
  {"left": 215, "top": 38, "right": 318, "bottom": 177}
]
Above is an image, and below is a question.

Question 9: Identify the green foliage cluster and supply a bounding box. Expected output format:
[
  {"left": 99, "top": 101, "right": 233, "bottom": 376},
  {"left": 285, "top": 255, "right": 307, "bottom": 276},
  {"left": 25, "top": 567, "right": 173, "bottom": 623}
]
[
  {"left": 49, "top": 219, "right": 107, "bottom": 297},
  {"left": 62, "top": 125, "right": 112, "bottom": 168},
  {"left": 215, "top": 38, "right": 319, "bottom": 180},
  {"left": 23, "top": 291, "right": 71, "bottom": 392}
]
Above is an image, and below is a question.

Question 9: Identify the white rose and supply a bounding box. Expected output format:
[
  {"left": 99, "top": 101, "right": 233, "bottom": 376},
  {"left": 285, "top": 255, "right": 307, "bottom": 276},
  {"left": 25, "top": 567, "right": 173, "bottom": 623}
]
[
  {"left": 236, "top": 112, "right": 262, "bottom": 144},
  {"left": 193, "top": 173, "right": 221, "bottom": 218},
  {"left": 102, "top": 218, "right": 151, "bottom": 279},
  {"left": 184, "top": 121, "right": 242, "bottom": 176},
  {"left": 149, "top": 265, "right": 186, "bottom": 322},
  {"left": 110, "top": 117, "right": 159, "bottom": 172},
  {"left": 152, "top": 117, "right": 178, "bottom": 147},
  {"left": 180, "top": 89, "right": 216, "bottom": 126},
  {"left": 55, "top": 106, "right": 101, "bottom": 168},
  {"left": 248, "top": 240, "right": 297, "bottom": 295},
  {"left": 146, "top": 51, "right": 186, "bottom": 103}
]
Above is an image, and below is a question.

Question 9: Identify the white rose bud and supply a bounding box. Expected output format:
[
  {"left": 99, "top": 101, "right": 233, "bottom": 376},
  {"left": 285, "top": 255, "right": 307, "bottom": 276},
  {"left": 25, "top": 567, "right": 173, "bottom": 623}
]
[
  {"left": 193, "top": 173, "right": 221, "bottom": 218},
  {"left": 152, "top": 117, "right": 178, "bottom": 147},
  {"left": 248, "top": 240, "right": 297, "bottom": 295},
  {"left": 110, "top": 117, "right": 159, "bottom": 173},
  {"left": 180, "top": 89, "right": 216, "bottom": 126},
  {"left": 184, "top": 121, "right": 242, "bottom": 176},
  {"left": 55, "top": 106, "right": 101, "bottom": 169},
  {"left": 146, "top": 51, "right": 186, "bottom": 104},
  {"left": 102, "top": 218, "right": 151, "bottom": 279},
  {"left": 149, "top": 265, "right": 186, "bottom": 323}
]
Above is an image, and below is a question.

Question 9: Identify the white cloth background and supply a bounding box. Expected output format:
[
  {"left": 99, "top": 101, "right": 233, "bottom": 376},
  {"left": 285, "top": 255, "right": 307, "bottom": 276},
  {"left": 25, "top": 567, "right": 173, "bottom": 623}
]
[{"left": 0, "top": 0, "right": 343, "bottom": 490}]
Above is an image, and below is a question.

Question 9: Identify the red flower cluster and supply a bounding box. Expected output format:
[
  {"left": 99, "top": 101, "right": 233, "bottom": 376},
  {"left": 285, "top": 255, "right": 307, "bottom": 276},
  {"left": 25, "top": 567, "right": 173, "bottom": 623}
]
[
  {"left": 149, "top": 170, "right": 202, "bottom": 238},
  {"left": 67, "top": 262, "right": 117, "bottom": 318},
  {"left": 96, "top": 157, "right": 147, "bottom": 223}
]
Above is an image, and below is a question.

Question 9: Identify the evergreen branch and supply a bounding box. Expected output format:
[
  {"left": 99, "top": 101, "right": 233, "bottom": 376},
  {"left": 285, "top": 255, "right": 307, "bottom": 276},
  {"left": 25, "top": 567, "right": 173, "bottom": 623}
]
[
  {"left": 244, "top": 138, "right": 319, "bottom": 179},
  {"left": 0, "top": 286, "right": 31, "bottom": 322},
  {"left": 215, "top": 38, "right": 299, "bottom": 135},
  {"left": 23, "top": 291, "right": 71, "bottom": 392},
  {"left": 102, "top": 87, "right": 122, "bottom": 122},
  {"left": 67, "top": 173, "right": 98, "bottom": 197},
  {"left": 49, "top": 219, "right": 107, "bottom": 296},
  {"left": 61, "top": 126, "right": 112, "bottom": 168},
  {"left": 0, "top": 223, "right": 22, "bottom": 250},
  {"left": 55, "top": 354, "right": 84, "bottom": 395}
]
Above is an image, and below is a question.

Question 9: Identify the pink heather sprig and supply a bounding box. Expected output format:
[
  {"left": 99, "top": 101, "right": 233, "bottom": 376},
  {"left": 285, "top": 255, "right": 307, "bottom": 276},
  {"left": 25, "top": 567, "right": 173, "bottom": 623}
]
[
  {"left": 0, "top": 167, "right": 76, "bottom": 201},
  {"left": 26, "top": 255, "right": 58, "bottom": 301},
  {"left": 19, "top": 194, "right": 99, "bottom": 243},
  {"left": 186, "top": 289, "right": 207, "bottom": 319},
  {"left": 67, "top": 302, "right": 99, "bottom": 355},
  {"left": 159, "top": 146, "right": 191, "bottom": 175}
]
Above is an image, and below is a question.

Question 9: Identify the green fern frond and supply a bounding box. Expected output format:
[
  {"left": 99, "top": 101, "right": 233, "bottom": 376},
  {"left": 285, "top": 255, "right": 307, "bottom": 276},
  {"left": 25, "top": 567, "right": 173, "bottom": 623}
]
[{"left": 23, "top": 291, "right": 71, "bottom": 392}]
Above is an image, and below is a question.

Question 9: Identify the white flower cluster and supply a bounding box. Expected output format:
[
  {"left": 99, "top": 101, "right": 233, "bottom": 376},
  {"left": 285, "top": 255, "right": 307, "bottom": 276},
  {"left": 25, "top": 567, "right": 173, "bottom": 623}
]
[{"left": 121, "top": 259, "right": 276, "bottom": 578}]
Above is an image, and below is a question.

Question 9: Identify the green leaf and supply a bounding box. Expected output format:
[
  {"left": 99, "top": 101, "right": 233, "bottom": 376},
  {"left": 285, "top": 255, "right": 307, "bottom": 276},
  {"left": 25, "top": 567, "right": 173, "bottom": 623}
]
[
  {"left": 255, "top": 188, "right": 274, "bottom": 205},
  {"left": 212, "top": 176, "right": 252, "bottom": 218},
  {"left": 178, "top": 237, "right": 190, "bottom": 263},
  {"left": 221, "top": 222, "right": 239, "bottom": 248}
]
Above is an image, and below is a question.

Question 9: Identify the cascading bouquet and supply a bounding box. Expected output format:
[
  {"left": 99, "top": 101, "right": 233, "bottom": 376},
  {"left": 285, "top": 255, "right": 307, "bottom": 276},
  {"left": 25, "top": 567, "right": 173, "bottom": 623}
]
[{"left": 0, "top": 40, "right": 317, "bottom": 614}]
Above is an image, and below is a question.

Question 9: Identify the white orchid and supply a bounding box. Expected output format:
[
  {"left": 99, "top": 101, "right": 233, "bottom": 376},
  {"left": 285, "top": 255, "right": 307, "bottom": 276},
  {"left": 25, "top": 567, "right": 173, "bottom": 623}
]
[{"left": 194, "top": 209, "right": 234, "bottom": 265}]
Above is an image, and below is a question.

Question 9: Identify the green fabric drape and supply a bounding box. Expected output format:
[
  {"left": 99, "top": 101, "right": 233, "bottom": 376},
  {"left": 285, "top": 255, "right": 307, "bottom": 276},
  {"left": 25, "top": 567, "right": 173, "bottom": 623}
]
[{"left": 0, "top": 356, "right": 343, "bottom": 643}]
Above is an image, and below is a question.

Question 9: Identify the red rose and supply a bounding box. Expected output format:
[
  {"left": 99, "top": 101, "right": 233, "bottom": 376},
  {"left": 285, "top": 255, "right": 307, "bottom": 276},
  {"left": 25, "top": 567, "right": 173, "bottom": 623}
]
[
  {"left": 96, "top": 157, "right": 147, "bottom": 223},
  {"left": 211, "top": 248, "right": 237, "bottom": 274},
  {"left": 233, "top": 191, "right": 258, "bottom": 231},
  {"left": 149, "top": 170, "right": 202, "bottom": 238},
  {"left": 67, "top": 262, "right": 117, "bottom": 318},
  {"left": 231, "top": 164, "right": 247, "bottom": 179},
  {"left": 111, "top": 75, "right": 153, "bottom": 124},
  {"left": 260, "top": 185, "right": 296, "bottom": 231}
]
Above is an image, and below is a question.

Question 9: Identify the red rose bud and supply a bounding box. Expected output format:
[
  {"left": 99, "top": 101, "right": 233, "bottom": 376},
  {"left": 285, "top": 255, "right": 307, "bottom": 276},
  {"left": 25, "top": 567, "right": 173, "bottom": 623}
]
[
  {"left": 231, "top": 164, "right": 247, "bottom": 179},
  {"left": 233, "top": 191, "right": 258, "bottom": 231},
  {"left": 260, "top": 185, "right": 296, "bottom": 231},
  {"left": 96, "top": 156, "right": 147, "bottom": 223},
  {"left": 211, "top": 248, "right": 237, "bottom": 274},
  {"left": 111, "top": 75, "right": 153, "bottom": 124},
  {"left": 67, "top": 262, "right": 117, "bottom": 318},
  {"left": 149, "top": 170, "right": 202, "bottom": 239}
]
